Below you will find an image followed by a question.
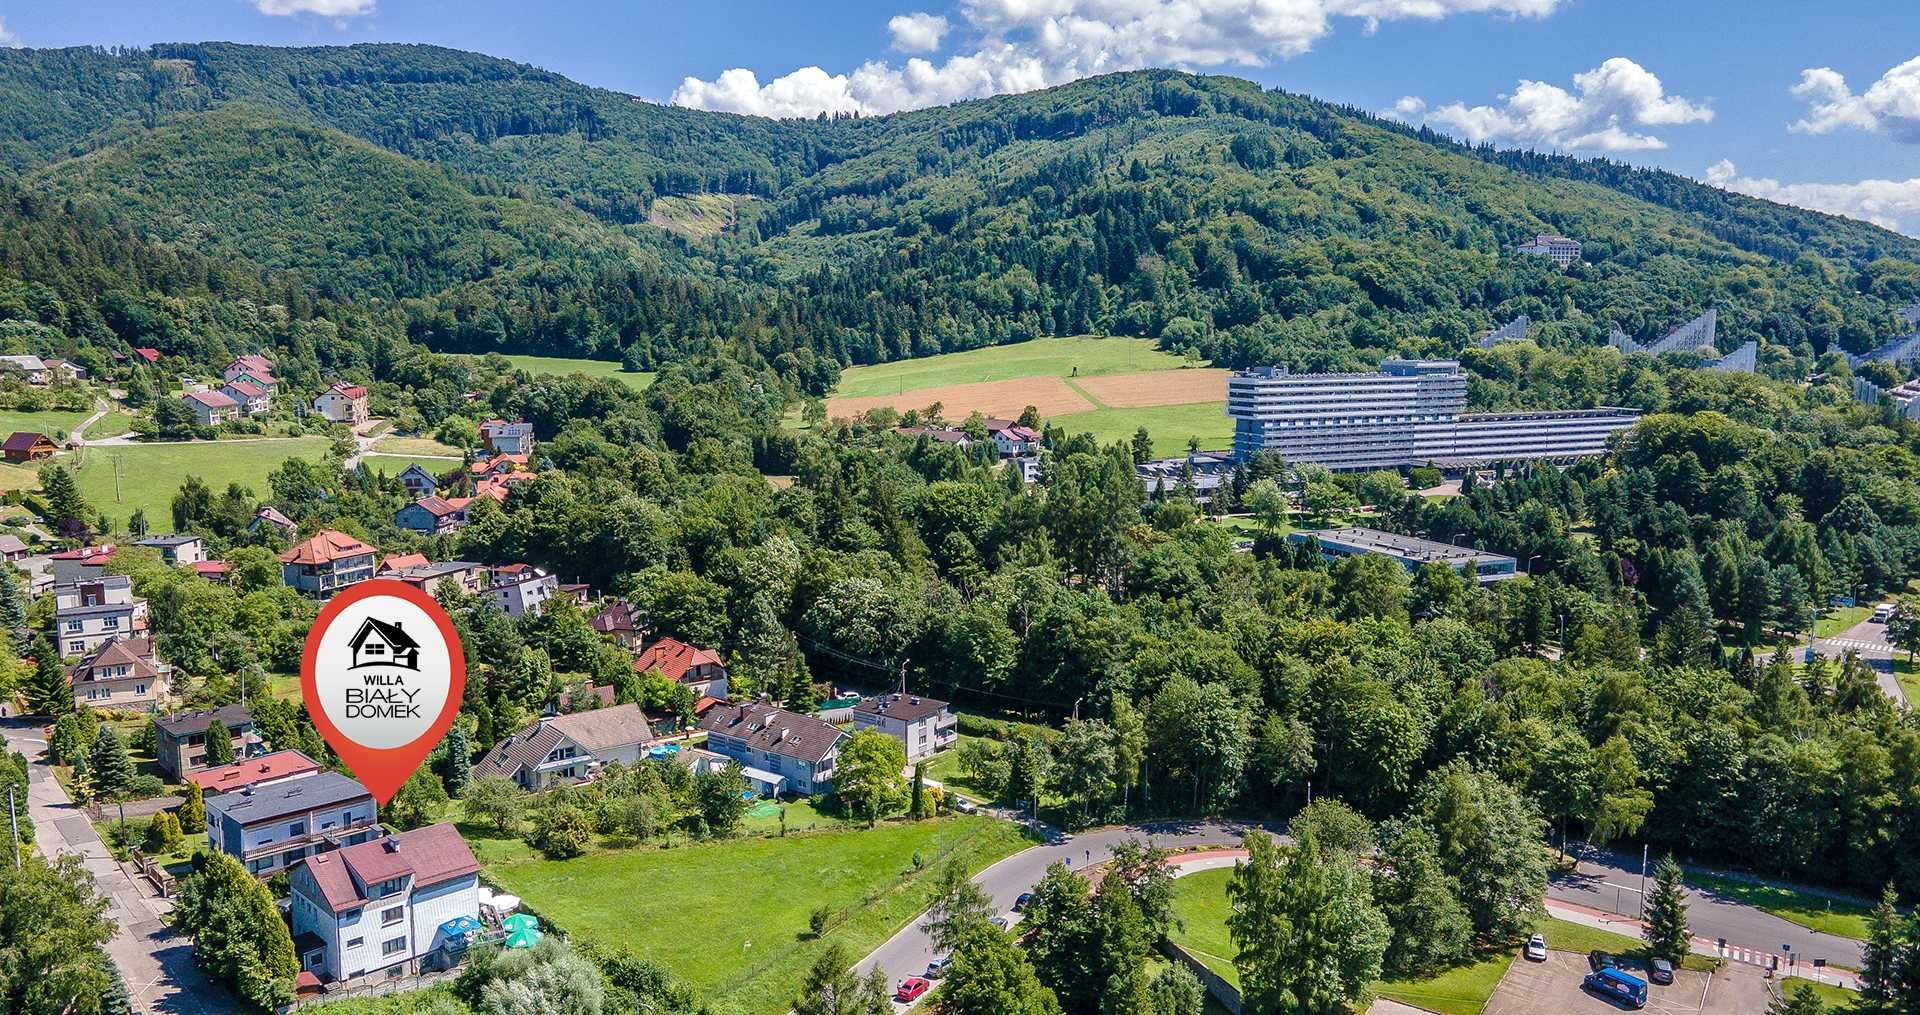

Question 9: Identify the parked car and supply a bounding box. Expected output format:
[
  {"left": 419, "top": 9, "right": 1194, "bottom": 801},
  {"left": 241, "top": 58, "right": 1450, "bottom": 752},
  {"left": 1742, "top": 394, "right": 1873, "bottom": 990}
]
[
  {"left": 1588, "top": 950, "right": 1620, "bottom": 972},
  {"left": 955, "top": 799, "right": 977, "bottom": 813},
  {"left": 1014, "top": 892, "right": 1033, "bottom": 912},
  {"left": 926, "top": 956, "right": 951, "bottom": 979},
  {"left": 1647, "top": 957, "right": 1674, "bottom": 985},
  {"left": 1524, "top": 934, "right": 1548, "bottom": 961},
  {"left": 1583, "top": 968, "right": 1648, "bottom": 1009},
  {"left": 896, "top": 977, "right": 931, "bottom": 1003},
  {"left": 990, "top": 915, "right": 1010, "bottom": 931}
]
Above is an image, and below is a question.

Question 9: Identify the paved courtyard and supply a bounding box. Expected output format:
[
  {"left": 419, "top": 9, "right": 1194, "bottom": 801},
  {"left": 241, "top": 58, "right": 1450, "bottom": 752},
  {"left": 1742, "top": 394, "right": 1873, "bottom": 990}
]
[{"left": 1485, "top": 951, "right": 1771, "bottom": 1015}]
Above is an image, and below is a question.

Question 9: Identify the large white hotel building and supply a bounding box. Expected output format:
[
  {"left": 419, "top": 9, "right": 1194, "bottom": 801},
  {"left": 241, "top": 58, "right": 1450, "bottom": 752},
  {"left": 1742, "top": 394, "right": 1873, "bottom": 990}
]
[{"left": 1227, "top": 359, "right": 1640, "bottom": 471}]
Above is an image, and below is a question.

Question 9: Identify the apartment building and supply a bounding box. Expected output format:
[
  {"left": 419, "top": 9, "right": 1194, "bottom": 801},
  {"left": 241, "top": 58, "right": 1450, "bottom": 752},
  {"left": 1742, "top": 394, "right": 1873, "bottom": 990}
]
[
  {"left": 53, "top": 575, "right": 149, "bottom": 655},
  {"left": 290, "top": 824, "right": 481, "bottom": 984},
  {"left": 1517, "top": 233, "right": 1581, "bottom": 267},
  {"left": 852, "top": 693, "right": 957, "bottom": 762},
  {"left": 1290, "top": 527, "right": 1519, "bottom": 584},
  {"left": 204, "top": 770, "right": 381, "bottom": 876},
  {"left": 280, "top": 530, "right": 378, "bottom": 598},
  {"left": 698, "top": 701, "right": 848, "bottom": 797}
]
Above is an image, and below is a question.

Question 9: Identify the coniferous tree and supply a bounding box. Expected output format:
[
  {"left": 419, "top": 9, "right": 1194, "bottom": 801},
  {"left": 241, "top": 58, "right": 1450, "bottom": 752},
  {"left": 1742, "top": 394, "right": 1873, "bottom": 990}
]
[
  {"left": 201, "top": 719, "right": 236, "bottom": 766},
  {"left": 444, "top": 724, "right": 472, "bottom": 797},
  {"left": 1641, "top": 854, "right": 1690, "bottom": 961},
  {"left": 1861, "top": 884, "right": 1902, "bottom": 1009},
  {"left": 26, "top": 635, "right": 72, "bottom": 716},
  {"left": 178, "top": 780, "right": 205, "bottom": 835},
  {"left": 89, "top": 725, "right": 133, "bottom": 801},
  {"left": 0, "top": 569, "right": 26, "bottom": 653}
]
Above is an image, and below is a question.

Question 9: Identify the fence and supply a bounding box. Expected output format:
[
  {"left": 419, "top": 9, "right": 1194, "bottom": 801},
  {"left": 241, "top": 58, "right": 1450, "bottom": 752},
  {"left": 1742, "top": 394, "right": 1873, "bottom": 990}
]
[
  {"left": 281, "top": 965, "right": 461, "bottom": 1012},
  {"left": 128, "top": 850, "right": 176, "bottom": 898},
  {"left": 1156, "top": 939, "right": 1241, "bottom": 1015}
]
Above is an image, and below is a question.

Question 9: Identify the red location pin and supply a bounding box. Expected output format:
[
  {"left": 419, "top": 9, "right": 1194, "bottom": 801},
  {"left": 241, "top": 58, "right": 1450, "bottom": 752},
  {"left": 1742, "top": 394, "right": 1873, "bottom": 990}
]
[{"left": 301, "top": 579, "right": 466, "bottom": 806}]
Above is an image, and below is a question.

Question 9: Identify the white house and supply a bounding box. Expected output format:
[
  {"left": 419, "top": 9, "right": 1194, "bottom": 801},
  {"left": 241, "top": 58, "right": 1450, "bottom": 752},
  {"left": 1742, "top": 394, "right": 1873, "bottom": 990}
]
[
  {"left": 487, "top": 566, "right": 558, "bottom": 618},
  {"left": 0, "top": 355, "right": 50, "bottom": 385},
  {"left": 136, "top": 534, "right": 206, "bottom": 565},
  {"left": 181, "top": 389, "right": 239, "bottom": 426},
  {"left": 220, "top": 379, "right": 272, "bottom": 416},
  {"left": 479, "top": 419, "right": 536, "bottom": 456},
  {"left": 312, "top": 381, "right": 370, "bottom": 423},
  {"left": 54, "top": 576, "right": 149, "bottom": 656},
  {"left": 472, "top": 704, "right": 656, "bottom": 789},
  {"left": 290, "top": 824, "right": 481, "bottom": 984},
  {"left": 204, "top": 770, "right": 381, "bottom": 877},
  {"left": 852, "top": 693, "right": 958, "bottom": 762},
  {"left": 397, "top": 463, "right": 440, "bottom": 498},
  {"left": 697, "top": 701, "right": 848, "bottom": 797}
]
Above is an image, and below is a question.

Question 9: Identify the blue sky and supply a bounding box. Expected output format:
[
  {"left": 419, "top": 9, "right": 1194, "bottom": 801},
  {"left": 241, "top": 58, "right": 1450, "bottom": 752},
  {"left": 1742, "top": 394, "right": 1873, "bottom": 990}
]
[{"left": 6, "top": 1, "right": 1918, "bottom": 234}]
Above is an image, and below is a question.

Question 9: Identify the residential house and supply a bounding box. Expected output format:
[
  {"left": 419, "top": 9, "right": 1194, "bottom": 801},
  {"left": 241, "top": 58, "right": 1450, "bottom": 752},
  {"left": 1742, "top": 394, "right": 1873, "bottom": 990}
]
[
  {"left": 378, "top": 554, "right": 429, "bottom": 574},
  {"left": 983, "top": 418, "right": 1041, "bottom": 457},
  {"left": 249, "top": 506, "right": 297, "bottom": 539},
  {"left": 397, "top": 463, "right": 440, "bottom": 498},
  {"left": 632, "top": 637, "right": 729, "bottom": 699},
  {"left": 383, "top": 560, "right": 486, "bottom": 596},
  {"left": 894, "top": 425, "right": 971, "bottom": 448},
  {"left": 224, "top": 355, "right": 276, "bottom": 383},
  {"left": 221, "top": 379, "right": 272, "bottom": 416},
  {"left": 472, "top": 704, "right": 655, "bottom": 789},
  {"left": 190, "top": 749, "right": 322, "bottom": 795},
  {"left": 697, "top": 701, "right": 848, "bottom": 797},
  {"left": 53, "top": 576, "right": 149, "bottom": 655},
  {"left": 478, "top": 419, "right": 536, "bottom": 457},
  {"left": 394, "top": 496, "right": 465, "bottom": 536},
  {"left": 137, "top": 534, "right": 206, "bottom": 565},
  {"left": 66, "top": 637, "right": 170, "bottom": 712},
  {"left": 290, "top": 824, "right": 481, "bottom": 984},
  {"left": 280, "top": 530, "right": 378, "bottom": 598},
  {"left": 181, "top": 389, "right": 239, "bottom": 426},
  {"left": 2, "top": 431, "right": 56, "bottom": 462},
  {"left": 486, "top": 565, "right": 557, "bottom": 618},
  {"left": 589, "top": 599, "right": 646, "bottom": 649},
  {"left": 0, "top": 355, "right": 49, "bottom": 385},
  {"left": 192, "top": 560, "right": 230, "bottom": 583},
  {"left": 49, "top": 544, "right": 117, "bottom": 584},
  {"left": 0, "top": 534, "right": 27, "bottom": 561},
  {"left": 312, "top": 381, "right": 370, "bottom": 423},
  {"left": 852, "top": 693, "right": 957, "bottom": 762},
  {"left": 469, "top": 453, "right": 528, "bottom": 480},
  {"left": 205, "top": 770, "right": 380, "bottom": 876},
  {"left": 44, "top": 359, "right": 87, "bottom": 382},
  {"left": 132, "top": 347, "right": 161, "bottom": 366},
  {"left": 155, "top": 703, "right": 256, "bottom": 780}
]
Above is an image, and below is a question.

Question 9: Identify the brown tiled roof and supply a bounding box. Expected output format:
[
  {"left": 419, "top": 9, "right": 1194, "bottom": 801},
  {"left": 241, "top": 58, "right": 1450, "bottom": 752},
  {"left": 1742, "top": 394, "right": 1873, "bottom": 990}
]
[
  {"left": 300, "top": 824, "right": 478, "bottom": 914},
  {"left": 634, "top": 637, "right": 725, "bottom": 684},
  {"left": 408, "top": 496, "right": 461, "bottom": 518},
  {"left": 279, "top": 529, "right": 375, "bottom": 565},
  {"left": 590, "top": 599, "right": 641, "bottom": 634},
  {"left": 855, "top": 693, "right": 952, "bottom": 724},
  {"left": 67, "top": 636, "right": 162, "bottom": 684},
  {"left": 473, "top": 703, "right": 653, "bottom": 780},
  {"left": 252, "top": 506, "right": 294, "bottom": 530},
  {"left": 698, "top": 701, "right": 846, "bottom": 765},
  {"left": 379, "top": 553, "right": 430, "bottom": 573},
  {"left": 2, "top": 431, "right": 50, "bottom": 452},
  {"left": 224, "top": 380, "right": 268, "bottom": 398},
  {"left": 183, "top": 389, "right": 237, "bottom": 410}
]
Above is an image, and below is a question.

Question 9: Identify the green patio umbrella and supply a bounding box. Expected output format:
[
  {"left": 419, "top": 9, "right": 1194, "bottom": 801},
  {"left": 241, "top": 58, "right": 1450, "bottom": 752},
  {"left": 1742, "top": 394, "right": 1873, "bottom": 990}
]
[{"left": 501, "top": 913, "right": 543, "bottom": 949}]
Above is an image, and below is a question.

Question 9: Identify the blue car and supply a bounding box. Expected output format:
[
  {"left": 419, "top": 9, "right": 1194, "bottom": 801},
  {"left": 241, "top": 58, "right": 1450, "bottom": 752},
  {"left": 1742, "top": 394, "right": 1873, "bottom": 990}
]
[{"left": 1583, "top": 967, "right": 1648, "bottom": 1009}]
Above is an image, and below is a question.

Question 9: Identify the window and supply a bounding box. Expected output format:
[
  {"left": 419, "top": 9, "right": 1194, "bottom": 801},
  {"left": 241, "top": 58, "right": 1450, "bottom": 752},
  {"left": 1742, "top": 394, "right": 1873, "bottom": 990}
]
[
  {"left": 346, "top": 937, "right": 363, "bottom": 948},
  {"left": 64, "top": 620, "right": 82, "bottom": 633},
  {"left": 135, "top": 684, "right": 146, "bottom": 695},
  {"left": 382, "top": 937, "right": 407, "bottom": 956},
  {"left": 382, "top": 906, "right": 404, "bottom": 926},
  {"left": 288, "top": 822, "right": 306, "bottom": 836}
]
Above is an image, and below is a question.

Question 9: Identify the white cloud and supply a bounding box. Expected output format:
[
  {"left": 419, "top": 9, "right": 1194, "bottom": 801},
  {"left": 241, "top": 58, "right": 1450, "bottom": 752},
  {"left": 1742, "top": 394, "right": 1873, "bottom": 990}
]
[
  {"left": 1389, "top": 57, "right": 1712, "bottom": 152},
  {"left": 1706, "top": 159, "right": 1920, "bottom": 238},
  {"left": 673, "top": 0, "right": 1567, "bottom": 117},
  {"left": 0, "top": 17, "right": 19, "bottom": 47},
  {"left": 889, "top": 12, "right": 951, "bottom": 53},
  {"left": 253, "top": 0, "right": 376, "bottom": 17},
  {"left": 1790, "top": 56, "right": 1920, "bottom": 143}
]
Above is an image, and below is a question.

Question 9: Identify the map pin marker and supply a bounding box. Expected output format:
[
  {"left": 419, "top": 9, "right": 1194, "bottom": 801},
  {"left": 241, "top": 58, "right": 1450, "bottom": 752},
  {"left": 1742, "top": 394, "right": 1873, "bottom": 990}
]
[{"left": 301, "top": 579, "right": 467, "bottom": 806}]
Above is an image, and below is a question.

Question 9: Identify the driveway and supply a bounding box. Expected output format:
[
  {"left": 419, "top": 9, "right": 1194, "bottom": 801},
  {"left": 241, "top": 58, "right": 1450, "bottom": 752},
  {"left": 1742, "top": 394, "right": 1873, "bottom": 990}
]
[
  {"left": 851, "top": 818, "right": 1269, "bottom": 1000},
  {"left": 1, "top": 719, "right": 231, "bottom": 1014},
  {"left": 1808, "top": 615, "right": 1906, "bottom": 704}
]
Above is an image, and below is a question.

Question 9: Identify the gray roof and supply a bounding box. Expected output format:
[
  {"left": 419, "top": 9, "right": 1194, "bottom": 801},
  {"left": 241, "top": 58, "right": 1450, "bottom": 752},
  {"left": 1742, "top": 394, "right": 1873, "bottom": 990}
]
[
  {"left": 855, "top": 693, "right": 951, "bottom": 724},
  {"left": 207, "top": 770, "right": 372, "bottom": 826},
  {"left": 155, "top": 702, "right": 253, "bottom": 737},
  {"left": 699, "top": 701, "right": 847, "bottom": 765},
  {"left": 137, "top": 535, "right": 201, "bottom": 547}
]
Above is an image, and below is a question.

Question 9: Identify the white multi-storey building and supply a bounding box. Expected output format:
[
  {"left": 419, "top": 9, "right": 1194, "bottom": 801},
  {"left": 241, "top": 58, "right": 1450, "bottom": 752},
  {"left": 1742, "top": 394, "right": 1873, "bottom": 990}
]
[
  {"left": 290, "top": 824, "right": 481, "bottom": 984},
  {"left": 1227, "top": 360, "right": 1640, "bottom": 471},
  {"left": 1518, "top": 234, "right": 1581, "bottom": 267},
  {"left": 853, "top": 693, "right": 957, "bottom": 762},
  {"left": 204, "top": 770, "right": 381, "bottom": 876},
  {"left": 53, "top": 576, "right": 150, "bottom": 656}
]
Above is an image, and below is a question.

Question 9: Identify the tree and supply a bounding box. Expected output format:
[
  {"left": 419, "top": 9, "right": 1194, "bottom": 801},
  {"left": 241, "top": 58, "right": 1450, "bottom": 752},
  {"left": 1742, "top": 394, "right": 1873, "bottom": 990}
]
[
  {"left": 1131, "top": 426, "right": 1154, "bottom": 465},
  {"left": 527, "top": 802, "right": 592, "bottom": 859},
  {"left": 1148, "top": 963, "right": 1203, "bottom": 1015},
  {"left": 793, "top": 943, "right": 872, "bottom": 1015},
  {"left": 0, "top": 568, "right": 27, "bottom": 652},
  {"left": 178, "top": 780, "right": 205, "bottom": 835},
  {"left": 464, "top": 775, "right": 526, "bottom": 834},
  {"left": 940, "top": 921, "right": 1064, "bottom": 1015},
  {"left": 925, "top": 860, "right": 996, "bottom": 953},
  {"left": 1411, "top": 762, "right": 1548, "bottom": 942},
  {"left": 38, "top": 463, "right": 90, "bottom": 537},
  {"left": 88, "top": 725, "right": 133, "bottom": 801},
  {"left": 1022, "top": 863, "right": 1097, "bottom": 1013},
  {"left": 201, "top": 720, "right": 236, "bottom": 766},
  {"left": 1766, "top": 983, "right": 1826, "bottom": 1015},
  {"left": 444, "top": 723, "right": 472, "bottom": 796},
  {"left": 694, "top": 763, "right": 749, "bottom": 835},
  {"left": 835, "top": 729, "right": 906, "bottom": 825},
  {"left": 172, "top": 852, "right": 297, "bottom": 1010},
  {"left": 1228, "top": 829, "right": 1387, "bottom": 1015},
  {"left": 388, "top": 769, "right": 449, "bottom": 830},
  {"left": 1244, "top": 479, "right": 1290, "bottom": 534},
  {"left": 1862, "top": 883, "right": 1901, "bottom": 1007},
  {"left": 1374, "top": 821, "right": 1472, "bottom": 977},
  {"left": 0, "top": 852, "right": 115, "bottom": 1014},
  {"left": 145, "top": 810, "right": 184, "bottom": 854},
  {"left": 1054, "top": 719, "right": 1118, "bottom": 827},
  {"left": 1587, "top": 735, "right": 1653, "bottom": 846},
  {"left": 26, "top": 635, "right": 72, "bottom": 717},
  {"left": 1331, "top": 553, "right": 1410, "bottom": 622},
  {"left": 1889, "top": 596, "right": 1920, "bottom": 663},
  {"left": 1641, "top": 854, "right": 1689, "bottom": 962}
]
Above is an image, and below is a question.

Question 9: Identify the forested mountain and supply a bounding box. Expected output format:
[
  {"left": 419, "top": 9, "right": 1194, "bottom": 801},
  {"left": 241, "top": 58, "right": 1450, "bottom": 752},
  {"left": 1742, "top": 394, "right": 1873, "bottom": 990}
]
[{"left": 1, "top": 43, "right": 1918, "bottom": 389}]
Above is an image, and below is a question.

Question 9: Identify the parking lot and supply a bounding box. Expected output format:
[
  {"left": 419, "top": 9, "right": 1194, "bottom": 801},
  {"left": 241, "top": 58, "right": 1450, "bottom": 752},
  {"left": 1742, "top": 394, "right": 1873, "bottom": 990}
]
[{"left": 1486, "top": 951, "right": 1769, "bottom": 1015}]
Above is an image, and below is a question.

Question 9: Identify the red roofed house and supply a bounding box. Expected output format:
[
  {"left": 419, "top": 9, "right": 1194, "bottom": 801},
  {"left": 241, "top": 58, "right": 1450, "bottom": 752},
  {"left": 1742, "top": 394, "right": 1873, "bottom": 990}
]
[
  {"left": 192, "top": 560, "right": 231, "bottom": 583},
  {"left": 394, "top": 496, "right": 465, "bottom": 536},
  {"left": 633, "top": 637, "right": 729, "bottom": 699},
  {"left": 289, "top": 824, "right": 481, "bottom": 983},
  {"left": 189, "top": 749, "right": 322, "bottom": 794},
  {"left": 280, "top": 530, "right": 377, "bottom": 598},
  {"left": 181, "top": 389, "right": 239, "bottom": 426},
  {"left": 249, "top": 505, "right": 297, "bottom": 539},
  {"left": 469, "top": 453, "right": 528, "bottom": 479},
  {"left": 377, "top": 553, "right": 430, "bottom": 574},
  {"left": 220, "top": 378, "right": 272, "bottom": 416},
  {"left": 984, "top": 418, "right": 1042, "bottom": 457},
  {"left": 224, "top": 355, "right": 276, "bottom": 382},
  {"left": 133, "top": 347, "right": 161, "bottom": 365},
  {"left": 2, "top": 431, "right": 56, "bottom": 463},
  {"left": 312, "top": 381, "right": 370, "bottom": 423},
  {"left": 49, "top": 543, "right": 118, "bottom": 584}
]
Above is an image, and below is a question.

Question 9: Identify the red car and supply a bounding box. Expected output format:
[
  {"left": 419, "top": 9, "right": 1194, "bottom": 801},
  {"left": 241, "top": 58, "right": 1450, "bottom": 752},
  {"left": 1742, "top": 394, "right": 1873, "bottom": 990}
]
[{"left": 896, "top": 977, "right": 931, "bottom": 1003}]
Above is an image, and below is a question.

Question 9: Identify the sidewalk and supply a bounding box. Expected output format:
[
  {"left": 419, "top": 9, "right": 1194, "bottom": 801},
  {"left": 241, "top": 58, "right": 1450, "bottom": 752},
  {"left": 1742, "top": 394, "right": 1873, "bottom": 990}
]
[
  {"left": 2, "top": 721, "right": 231, "bottom": 1014},
  {"left": 1545, "top": 898, "right": 1859, "bottom": 991}
]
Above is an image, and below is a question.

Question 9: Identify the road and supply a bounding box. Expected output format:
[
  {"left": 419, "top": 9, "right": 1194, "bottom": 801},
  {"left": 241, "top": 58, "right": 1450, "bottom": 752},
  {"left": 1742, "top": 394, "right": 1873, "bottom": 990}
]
[
  {"left": 1, "top": 719, "right": 231, "bottom": 1014},
  {"left": 851, "top": 818, "right": 1270, "bottom": 993},
  {"left": 1548, "top": 845, "right": 1865, "bottom": 969},
  {"left": 1805, "top": 614, "right": 1907, "bottom": 705}
]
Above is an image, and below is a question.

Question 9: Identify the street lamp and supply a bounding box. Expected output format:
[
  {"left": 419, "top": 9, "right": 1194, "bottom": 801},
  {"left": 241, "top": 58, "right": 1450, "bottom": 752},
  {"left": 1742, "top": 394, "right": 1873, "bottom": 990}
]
[{"left": 1526, "top": 554, "right": 1542, "bottom": 576}]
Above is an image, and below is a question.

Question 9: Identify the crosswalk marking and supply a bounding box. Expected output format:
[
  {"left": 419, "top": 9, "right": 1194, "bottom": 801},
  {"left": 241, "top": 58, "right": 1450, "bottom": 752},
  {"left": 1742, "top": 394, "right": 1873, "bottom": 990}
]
[{"left": 1819, "top": 637, "right": 1888, "bottom": 652}]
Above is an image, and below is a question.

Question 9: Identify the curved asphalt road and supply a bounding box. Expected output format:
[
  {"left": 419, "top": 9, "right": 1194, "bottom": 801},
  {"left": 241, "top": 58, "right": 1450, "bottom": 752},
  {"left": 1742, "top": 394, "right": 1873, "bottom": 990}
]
[{"left": 852, "top": 818, "right": 1273, "bottom": 994}]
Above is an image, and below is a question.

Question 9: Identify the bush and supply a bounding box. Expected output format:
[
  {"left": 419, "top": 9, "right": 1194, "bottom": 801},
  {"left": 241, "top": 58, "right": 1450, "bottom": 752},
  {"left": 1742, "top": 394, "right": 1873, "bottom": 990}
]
[
  {"left": 126, "top": 773, "right": 165, "bottom": 799},
  {"left": 526, "top": 803, "right": 592, "bottom": 860}
]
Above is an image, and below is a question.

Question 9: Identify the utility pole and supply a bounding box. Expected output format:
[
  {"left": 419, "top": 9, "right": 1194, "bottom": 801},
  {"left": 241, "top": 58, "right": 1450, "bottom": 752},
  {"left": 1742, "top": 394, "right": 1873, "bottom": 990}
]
[
  {"left": 1639, "top": 843, "right": 1650, "bottom": 915},
  {"left": 8, "top": 784, "right": 19, "bottom": 870}
]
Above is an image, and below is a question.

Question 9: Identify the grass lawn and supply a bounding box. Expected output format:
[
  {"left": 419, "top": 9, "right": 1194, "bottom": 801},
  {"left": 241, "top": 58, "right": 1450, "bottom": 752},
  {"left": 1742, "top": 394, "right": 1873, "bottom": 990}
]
[
  {"left": 495, "top": 354, "right": 655, "bottom": 392},
  {"left": 0, "top": 408, "right": 96, "bottom": 440},
  {"left": 835, "top": 336, "right": 1194, "bottom": 398},
  {"left": 739, "top": 797, "right": 848, "bottom": 836},
  {"left": 1051, "top": 400, "right": 1232, "bottom": 458},
  {"left": 920, "top": 740, "right": 997, "bottom": 803},
  {"left": 372, "top": 435, "right": 464, "bottom": 457},
  {"left": 1815, "top": 606, "right": 1873, "bottom": 638},
  {"left": 360, "top": 453, "right": 465, "bottom": 480},
  {"left": 301, "top": 982, "right": 469, "bottom": 1014},
  {"left": 1683, "top": 871, "right": 1872, "bottom": 940},
  {"left": 1535, "top": 917, "right": 1716, "bottom": 973},
  {"left": 68, "top": 437, "right": 331, "bottom": 531},
  {"left": 1780, "top": 976, "right": 1861, "bottom": 1009},
  {"left": 1895, "top": 656, "right": 1920, "bottom": 703},
  {"left": 1167, "top": 868, "right": 1240, "bottom": 986},
  {"left": 484, "top": 815, "right": 1030, "bottom": 1015},
  {"left": 1373, "top": 953, "right": 1515, "bottom": 1015}
]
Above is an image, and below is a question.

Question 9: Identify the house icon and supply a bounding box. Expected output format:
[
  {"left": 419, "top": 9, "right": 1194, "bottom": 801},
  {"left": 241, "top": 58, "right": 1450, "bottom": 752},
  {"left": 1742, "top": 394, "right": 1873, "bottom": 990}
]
[{"left": 348, "top": 617, "right": 421, "bottom": 670}]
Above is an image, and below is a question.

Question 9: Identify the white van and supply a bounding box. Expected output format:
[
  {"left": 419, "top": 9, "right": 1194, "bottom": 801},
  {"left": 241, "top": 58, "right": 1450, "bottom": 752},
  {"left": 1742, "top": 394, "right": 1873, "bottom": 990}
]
[{"left": 1873, "top": 603, "right": 1896, "bottom": 623}]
